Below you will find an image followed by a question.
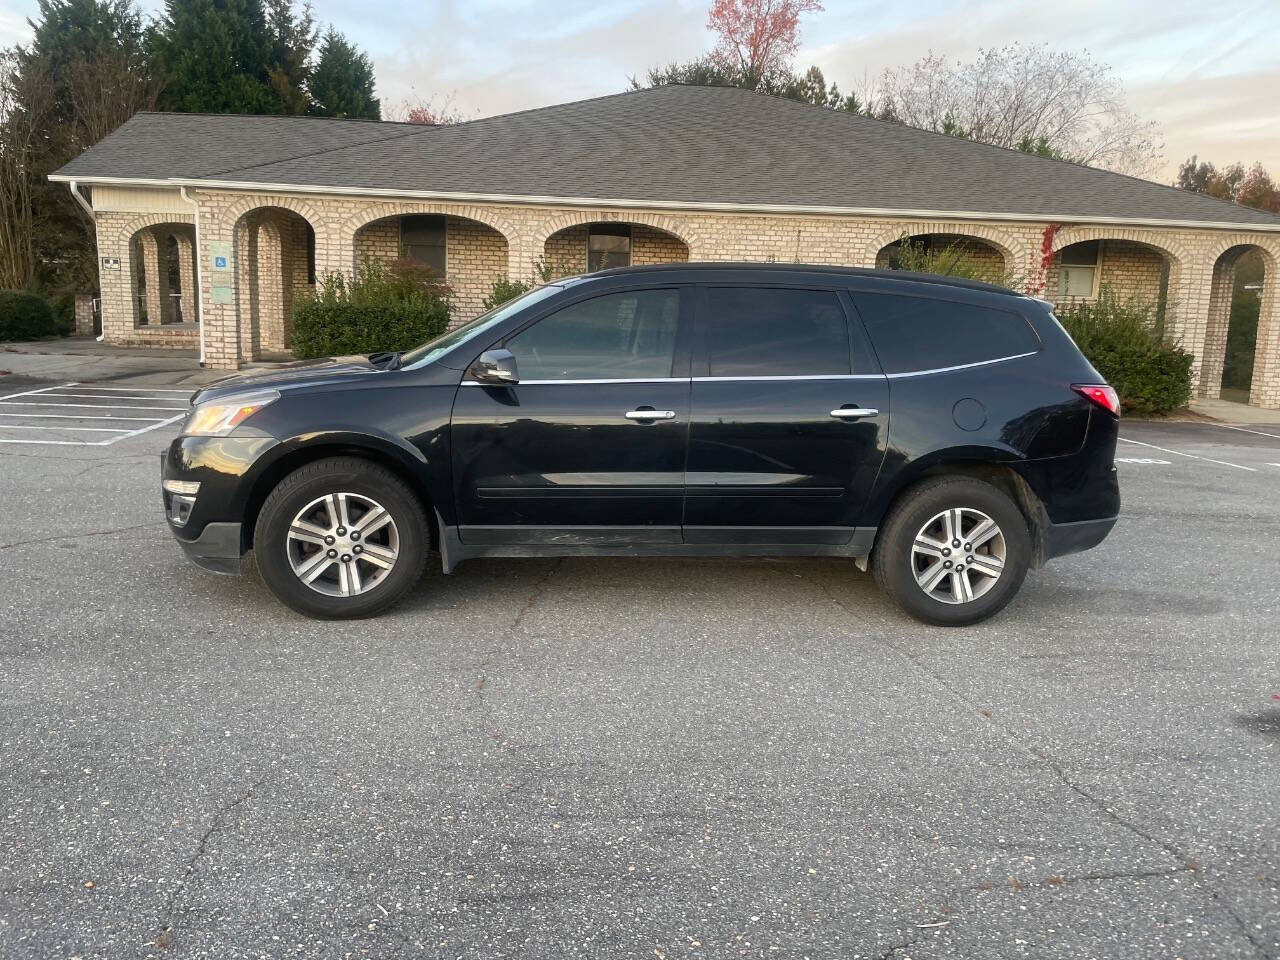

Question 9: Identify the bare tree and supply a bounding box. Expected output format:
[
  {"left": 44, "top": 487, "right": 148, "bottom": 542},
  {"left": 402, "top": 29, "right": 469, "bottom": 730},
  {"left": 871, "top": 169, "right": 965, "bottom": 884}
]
[
  {"left": 876, "top": 44, "right": 1163, "bottom": 176},
  {"left": 0, "top": 50, "right": 52, "bottom": 289},
  {"left": 65, "top": 46, "right": 159, "bottom": 148}
]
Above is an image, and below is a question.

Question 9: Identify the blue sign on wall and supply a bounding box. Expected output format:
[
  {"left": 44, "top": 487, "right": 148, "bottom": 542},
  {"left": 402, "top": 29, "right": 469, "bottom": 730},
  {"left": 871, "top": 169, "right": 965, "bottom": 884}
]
[{"left": 214, "top": 256, "right": 227, "bottom": 269}]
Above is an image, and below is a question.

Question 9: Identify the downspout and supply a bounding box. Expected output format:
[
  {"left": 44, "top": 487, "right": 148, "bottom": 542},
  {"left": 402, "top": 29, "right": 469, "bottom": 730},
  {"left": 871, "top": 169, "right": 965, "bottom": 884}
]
[
  {"left": 68, "top": 182, "right": 106, "bottom": 341},
  {"left": 178, "top": 186, "right": 207, "bottom": 365},
  {"left": 68, "top": 180, "right": 93, "bottom": 217}
]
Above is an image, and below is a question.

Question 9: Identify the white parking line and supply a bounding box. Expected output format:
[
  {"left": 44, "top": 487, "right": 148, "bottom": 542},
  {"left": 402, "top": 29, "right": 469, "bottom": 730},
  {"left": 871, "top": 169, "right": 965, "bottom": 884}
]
[
  {"left": 39, "top": 391, "right": 195, "bottom": 401},
  {"left": 0, "top": 423, "right": 131, "bottom": 433},
  {"left": 62, "top": 385, "right": 192, "bottom": 394},
  {"left": 1117, "top": 436, "right": 1255, "bottom": 472},
  {"left": 0, "top": 382, "right": 78, "bottom": 401},
  {"left": 0, "top": 412, "right": 170, "bottom": 421},
  {"left": 0, "top": 400, "right": 188, "bottom": 411},
  {"left": 0, "top": 383, "right": 188, "bottom": 447},
  {"left": 1199, "top": 422, "right": 1280, "bottom": 441}
]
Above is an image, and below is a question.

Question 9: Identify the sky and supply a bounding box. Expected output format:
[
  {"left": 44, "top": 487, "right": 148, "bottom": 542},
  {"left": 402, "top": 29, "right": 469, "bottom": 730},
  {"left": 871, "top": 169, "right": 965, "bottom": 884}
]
[{"left": 2, "top": 0, "right": 1277, "bottom": 184}]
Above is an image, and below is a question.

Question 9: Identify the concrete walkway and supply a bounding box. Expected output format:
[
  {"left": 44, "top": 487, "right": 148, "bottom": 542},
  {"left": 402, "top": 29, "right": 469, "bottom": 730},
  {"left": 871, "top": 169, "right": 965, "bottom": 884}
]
[
  {"left": 1189, "top": 396, "right": 1280, "bottom": 425},
  {"left": 1, "top": 338, "right": 222, "bottom": 387}
]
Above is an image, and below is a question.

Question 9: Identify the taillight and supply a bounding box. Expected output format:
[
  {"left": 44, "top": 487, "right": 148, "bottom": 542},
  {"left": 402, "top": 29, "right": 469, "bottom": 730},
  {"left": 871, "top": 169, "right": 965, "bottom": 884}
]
[{"left": 1072, "top": 383, "right": 1121, "bottom": 417}]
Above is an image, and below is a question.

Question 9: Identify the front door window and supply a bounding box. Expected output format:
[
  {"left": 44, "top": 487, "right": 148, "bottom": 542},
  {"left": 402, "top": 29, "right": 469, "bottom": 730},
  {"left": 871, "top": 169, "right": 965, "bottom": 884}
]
[{"left": 504, "top": 289, "right": 679, "bottom": 380}]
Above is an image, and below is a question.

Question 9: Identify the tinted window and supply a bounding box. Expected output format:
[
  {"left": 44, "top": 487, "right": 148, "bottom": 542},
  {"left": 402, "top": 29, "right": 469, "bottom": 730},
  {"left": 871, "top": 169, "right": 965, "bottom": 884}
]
[
  {"left": 702, "top": 288, "right": 850, "bottom": 377},
  {"left": 852, "top": 293, "right": 1040, "bottom": 374},
  {"left": 505, "top": 289, "right": 680, "bottom": 380}
]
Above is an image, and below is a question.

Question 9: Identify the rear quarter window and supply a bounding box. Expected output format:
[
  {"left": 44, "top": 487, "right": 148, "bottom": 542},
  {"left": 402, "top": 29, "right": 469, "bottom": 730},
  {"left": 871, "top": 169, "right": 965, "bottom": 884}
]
[{"left": 851, "top": 292, "right": 1040, "bottom": 374}]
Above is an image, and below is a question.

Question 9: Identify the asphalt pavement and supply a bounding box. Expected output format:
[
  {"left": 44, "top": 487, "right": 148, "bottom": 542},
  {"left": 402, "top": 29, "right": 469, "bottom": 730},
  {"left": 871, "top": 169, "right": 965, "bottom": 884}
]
[{"left": 1, "top": 379, "right": 1278, "bottom": 959}]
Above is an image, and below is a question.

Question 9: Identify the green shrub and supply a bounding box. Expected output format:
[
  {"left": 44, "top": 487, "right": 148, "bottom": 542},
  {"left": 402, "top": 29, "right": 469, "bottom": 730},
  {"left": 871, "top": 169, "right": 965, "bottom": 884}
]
[
  {"left": 51, "top": 293, "right": 76, "bottom": 336},
  {"left": 1056, "top": 287, "right": 1193, "bottom": 416},
  {"left": 888, "top": 234, "right": 1020, "bottom": 288},
  {"left": 0, "top": 290, "right": 58, "bottom": 341},
  {"left": 291, "top": 258, "right": 452, "bottom": 359},
  {"left": 482, "top": 276, "right": 534, "bottom": 311},
  {"left": 481, "top": 255, "right": 577, "bottom": 311}
]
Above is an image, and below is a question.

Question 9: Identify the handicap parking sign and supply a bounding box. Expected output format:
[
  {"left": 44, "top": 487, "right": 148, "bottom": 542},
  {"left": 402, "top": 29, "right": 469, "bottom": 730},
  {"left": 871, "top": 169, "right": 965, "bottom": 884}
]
[{"left": 214, "top": 255, "right": 227, "bottom": 269}]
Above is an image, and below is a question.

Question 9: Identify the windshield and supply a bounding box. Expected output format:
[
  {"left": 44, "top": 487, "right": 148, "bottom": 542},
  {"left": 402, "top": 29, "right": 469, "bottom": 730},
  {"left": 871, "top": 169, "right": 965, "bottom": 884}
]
[{"left": 400, "top": 284, "right": 563, "bottom": 369}]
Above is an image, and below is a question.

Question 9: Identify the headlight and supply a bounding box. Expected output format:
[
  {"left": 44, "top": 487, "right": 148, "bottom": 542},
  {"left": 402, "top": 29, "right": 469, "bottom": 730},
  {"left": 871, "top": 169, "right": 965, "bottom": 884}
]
[{"left": 182, "top": 391, "right": 279, "bottom": 437}]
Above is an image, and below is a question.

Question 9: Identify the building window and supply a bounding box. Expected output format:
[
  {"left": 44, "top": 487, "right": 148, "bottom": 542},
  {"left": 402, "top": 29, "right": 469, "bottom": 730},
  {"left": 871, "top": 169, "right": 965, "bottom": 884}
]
[
  {"left": 588, "top": 223, "right": 631, "bottom": 271},
  {"left": 401, "top": 215, "right": 447, "bottom": 276},
  {"left": 1059, "top": 240, "right": 1100, "bottom": 298}
]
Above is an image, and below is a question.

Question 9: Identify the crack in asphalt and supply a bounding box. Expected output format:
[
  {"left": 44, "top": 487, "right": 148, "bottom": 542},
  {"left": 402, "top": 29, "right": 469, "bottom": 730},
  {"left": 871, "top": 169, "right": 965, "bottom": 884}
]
[
  {"left": 0, "top": 521, "right": 163, "bottom": 552},
  {"left": 155, "top": 773, "right": 269, "bottom": 949},
  {"left": 472, "top": 559, "right": 565, "bottom": 712},
  {"left": 877, "top": 932, "right": 921, "bottom": 959},
  {"left": 806, "top": 571, "right": 1272, "bottom": 960}
]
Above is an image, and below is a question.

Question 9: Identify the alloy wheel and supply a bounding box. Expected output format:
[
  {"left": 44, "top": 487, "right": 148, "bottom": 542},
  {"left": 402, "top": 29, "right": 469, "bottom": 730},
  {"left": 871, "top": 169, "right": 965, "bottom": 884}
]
[
  {"left": 286, "top": 492, "right": 399, "bottom": 597},
  {"left": 910, "top": 507, "right": 1006, "bottom": 605}
]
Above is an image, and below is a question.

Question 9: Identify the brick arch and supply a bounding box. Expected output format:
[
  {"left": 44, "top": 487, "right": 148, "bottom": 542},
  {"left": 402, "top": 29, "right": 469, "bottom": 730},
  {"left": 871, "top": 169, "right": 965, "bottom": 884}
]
[
  {"left": 863, "top": 222, "right": 1028, "bottom": 269},
  {"left": 1206, "top": 233, "right": 1280, "bottom": 269},
  {"left": 531, "top": 210, "right": 699, "bottom": 254},
  {"left": 1050, "top": 225, "right": 1188, "bottom": 266},
  {"left": 222, "top": 195, "right": 328, "bottom": 236},
  {"left": 119, "top": 214, "right": 197, "bottom": 328},
  {"left": 339, "top": 201, "right": 518, "bottom": 246},
  {"left": 118, "top": 212, "right": 195, "bottom": 240},
  {"left": 1198, "top": 234, "right": 1280, "bottom": 408}
]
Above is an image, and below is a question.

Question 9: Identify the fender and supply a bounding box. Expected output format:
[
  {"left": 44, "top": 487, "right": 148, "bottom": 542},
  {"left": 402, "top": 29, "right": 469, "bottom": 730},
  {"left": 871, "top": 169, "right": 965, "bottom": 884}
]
[
  {"left": 238, "top": 426, "right": 454, "bottom": 533},
  {"left": 863, "top": 442, "right": 1024, "bottom": 526}
]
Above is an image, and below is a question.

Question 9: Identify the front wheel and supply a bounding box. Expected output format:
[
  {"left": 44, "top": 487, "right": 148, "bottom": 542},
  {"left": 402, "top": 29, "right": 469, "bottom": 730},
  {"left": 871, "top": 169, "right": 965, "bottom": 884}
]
[
  {"left": 872, "top": 476, "right": 1031, "bottom": 626},
  {"left": 254, "top": 457, "right": 427, "bottom": 619}
]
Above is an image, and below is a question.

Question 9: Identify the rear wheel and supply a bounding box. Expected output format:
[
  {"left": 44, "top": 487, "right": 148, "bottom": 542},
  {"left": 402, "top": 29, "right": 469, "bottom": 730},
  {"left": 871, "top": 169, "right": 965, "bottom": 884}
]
[
  {"left": 872, "top": 476, "right": 1030, "bottom": 626},
  {"left": 254, "top": 457, "right": 427, "bottom": 619}
]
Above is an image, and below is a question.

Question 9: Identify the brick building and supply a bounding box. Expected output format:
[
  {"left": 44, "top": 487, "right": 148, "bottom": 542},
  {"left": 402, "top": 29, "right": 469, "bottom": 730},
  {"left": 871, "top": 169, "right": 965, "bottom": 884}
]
[{"left": 52, "top": 85, "right": 1280, "bottom": 408}]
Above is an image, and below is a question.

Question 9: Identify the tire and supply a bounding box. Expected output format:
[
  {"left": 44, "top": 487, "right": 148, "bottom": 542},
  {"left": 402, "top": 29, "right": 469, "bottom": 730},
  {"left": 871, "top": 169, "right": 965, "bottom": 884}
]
[
  {"left": 253, "top": 456, "right": 428, "bottom": 619},
  {"left": 872, "top": 476, "right": 1031, "bottom": 627}
]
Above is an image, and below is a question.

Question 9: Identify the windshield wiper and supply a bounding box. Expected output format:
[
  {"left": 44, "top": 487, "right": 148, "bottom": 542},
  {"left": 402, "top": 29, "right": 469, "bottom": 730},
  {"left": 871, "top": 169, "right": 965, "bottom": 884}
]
[{"left": 367, "top": 350, "right": 404, "bottom": 370}]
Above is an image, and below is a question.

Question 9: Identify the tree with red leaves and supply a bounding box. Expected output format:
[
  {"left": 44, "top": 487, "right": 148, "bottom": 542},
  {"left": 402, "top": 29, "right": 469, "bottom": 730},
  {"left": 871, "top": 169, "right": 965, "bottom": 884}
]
[{"left": 706, "top": 0, "right": 823, "bottom": 85}]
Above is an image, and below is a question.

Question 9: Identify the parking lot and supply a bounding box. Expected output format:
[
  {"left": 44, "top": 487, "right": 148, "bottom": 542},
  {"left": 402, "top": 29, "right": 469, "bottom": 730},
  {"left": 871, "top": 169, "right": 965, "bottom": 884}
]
[{"left": 1, "top": 376, "right": 1278, "bottom": 959}]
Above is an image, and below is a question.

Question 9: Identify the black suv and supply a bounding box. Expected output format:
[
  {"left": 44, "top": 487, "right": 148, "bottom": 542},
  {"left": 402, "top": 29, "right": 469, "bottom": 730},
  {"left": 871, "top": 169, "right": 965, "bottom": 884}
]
[{"left": 162, "top": 264, "right": 1119, "bottom": 626}]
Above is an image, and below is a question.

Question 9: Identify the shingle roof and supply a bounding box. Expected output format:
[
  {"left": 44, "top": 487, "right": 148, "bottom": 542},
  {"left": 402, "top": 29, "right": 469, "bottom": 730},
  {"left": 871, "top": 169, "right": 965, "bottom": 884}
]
[{"left": 53, "top": 85, "right": 1280, "bottom": 229}]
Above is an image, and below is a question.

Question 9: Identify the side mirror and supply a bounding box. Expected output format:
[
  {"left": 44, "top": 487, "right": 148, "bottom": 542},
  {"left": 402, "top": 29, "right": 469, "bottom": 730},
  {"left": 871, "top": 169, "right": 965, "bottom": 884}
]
[{"left": 472, "top": 348, "right": 519, "bottom": 384}]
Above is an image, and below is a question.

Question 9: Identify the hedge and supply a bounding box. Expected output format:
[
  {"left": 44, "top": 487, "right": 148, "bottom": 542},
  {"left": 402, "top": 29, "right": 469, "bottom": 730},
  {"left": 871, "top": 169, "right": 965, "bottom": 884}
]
[
  {"left": 0, "top": 290, "right": 58, "bottom": 341},
  {"left": 1056, "top": 287, "right": 1193, "bottom": 416},
  {"left": 291, "top": 259, "right": 452, "bottom": 359}
]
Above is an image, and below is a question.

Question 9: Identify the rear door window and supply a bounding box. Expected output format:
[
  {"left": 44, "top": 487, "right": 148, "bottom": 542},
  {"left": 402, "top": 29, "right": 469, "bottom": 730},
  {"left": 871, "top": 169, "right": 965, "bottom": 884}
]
[
  {"left": 851, "top": 292, "right": 1040, "bottom": 374},
  {"left": 700, "top": 287, "right": 852, "bottom": 377}
]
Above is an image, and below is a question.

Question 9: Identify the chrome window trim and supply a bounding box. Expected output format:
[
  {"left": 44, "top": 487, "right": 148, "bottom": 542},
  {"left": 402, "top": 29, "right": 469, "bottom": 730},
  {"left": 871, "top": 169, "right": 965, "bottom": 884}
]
[
  {"left": 459, "top": 352, "right": 1036, "bottom": 386},
  {"left": 461, "top": 377, "right": 685, "bottom": 386},
  {"left": 692, "top": 374, "right": 881, "bottom": 382},
  {"left": 884, "top": 351, "right": 1039, "bottom": 379}
]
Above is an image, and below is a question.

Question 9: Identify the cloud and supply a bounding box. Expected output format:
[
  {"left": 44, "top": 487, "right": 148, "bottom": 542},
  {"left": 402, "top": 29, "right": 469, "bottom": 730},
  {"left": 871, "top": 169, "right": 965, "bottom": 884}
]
[{"left": 0, "top": 4, "right": 34, "bottom": 47}]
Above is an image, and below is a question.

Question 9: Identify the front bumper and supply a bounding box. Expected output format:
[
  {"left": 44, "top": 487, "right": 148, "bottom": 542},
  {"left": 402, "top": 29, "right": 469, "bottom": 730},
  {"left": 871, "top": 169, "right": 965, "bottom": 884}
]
[
  {"left": 161, "top": 435, "right": 276, "bottom": 576},
  {"left": 175, "top": 521, "right": 244, "bottom": 575}
]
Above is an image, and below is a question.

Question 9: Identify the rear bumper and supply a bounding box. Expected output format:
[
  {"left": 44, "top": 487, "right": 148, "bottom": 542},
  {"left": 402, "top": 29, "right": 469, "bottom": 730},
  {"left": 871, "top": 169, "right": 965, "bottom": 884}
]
[
  {"left": 1042, "top": 515, "right": 1117, "bottom": 562},
  {"left": 174, "top": 521, "right": 244, "bottom": 575}
]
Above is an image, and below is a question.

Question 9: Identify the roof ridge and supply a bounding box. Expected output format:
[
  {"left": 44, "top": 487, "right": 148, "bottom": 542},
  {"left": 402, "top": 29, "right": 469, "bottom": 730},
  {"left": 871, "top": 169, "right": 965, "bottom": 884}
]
[
  {"left": 132, "top": 110, "right": 432, "bottom": 130},
  {"left": 704, "top": 84, "right": 1280, "bottom": 219},
  {"left": 437, "top": 84, "right": 665, "bottom": 130}
]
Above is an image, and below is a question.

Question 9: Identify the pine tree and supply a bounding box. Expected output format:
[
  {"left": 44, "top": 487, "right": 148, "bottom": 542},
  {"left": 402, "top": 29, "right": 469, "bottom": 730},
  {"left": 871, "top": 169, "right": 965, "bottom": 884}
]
[
  {"left": 308, "top": 28, "right": 378, "bottom": 120},
  {"left": 265, "top": 0, "right": 316, "bottom": 114},
  {"left": 151, "top": 0, "right": 275, "bottom": 113}
]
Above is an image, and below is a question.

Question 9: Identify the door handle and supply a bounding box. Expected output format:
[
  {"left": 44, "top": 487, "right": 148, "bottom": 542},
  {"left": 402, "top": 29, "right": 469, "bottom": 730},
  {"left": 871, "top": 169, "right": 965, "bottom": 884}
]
[
  {"left": 830, "top": 407, "right": 879, "bottom": 420},
  {"left": 624, "top": 409, "right": 676, "bottom": 421}
]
